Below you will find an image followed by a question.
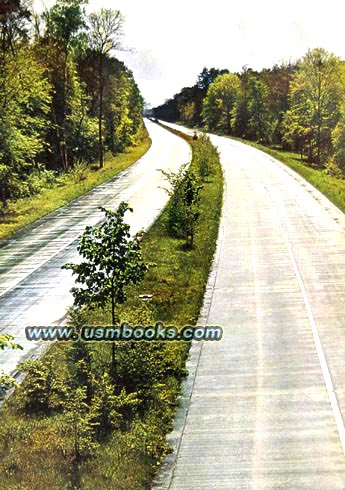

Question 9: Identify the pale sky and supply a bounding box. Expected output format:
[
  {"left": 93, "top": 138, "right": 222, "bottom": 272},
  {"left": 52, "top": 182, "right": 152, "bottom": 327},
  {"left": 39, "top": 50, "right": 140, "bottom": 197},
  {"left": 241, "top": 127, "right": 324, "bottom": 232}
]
[{"left": 33, "top": 0, "right": 345, "bottom": 106}]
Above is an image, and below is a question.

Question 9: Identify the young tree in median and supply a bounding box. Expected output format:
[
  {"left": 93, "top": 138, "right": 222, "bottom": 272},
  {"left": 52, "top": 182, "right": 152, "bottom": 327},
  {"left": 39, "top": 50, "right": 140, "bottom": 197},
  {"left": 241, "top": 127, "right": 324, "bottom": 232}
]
[
  {"left": 88, "top": 8, "right": 124, "bottom": 168},
  {"left": 161, "top": 164, "right": 203, "bottom": 248},
  {"left": 62, "top": 202, "right": 147, "bottom": 373}
]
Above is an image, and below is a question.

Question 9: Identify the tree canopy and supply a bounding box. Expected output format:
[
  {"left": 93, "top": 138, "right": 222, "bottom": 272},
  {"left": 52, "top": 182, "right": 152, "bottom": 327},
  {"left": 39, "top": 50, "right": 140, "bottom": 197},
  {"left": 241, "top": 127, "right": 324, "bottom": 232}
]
[
  {"left": 153, "top": 49, "right": 345, "bottom": 171},
  {"left": 0, "top": 0, "right": 144, "bottom": 209}
]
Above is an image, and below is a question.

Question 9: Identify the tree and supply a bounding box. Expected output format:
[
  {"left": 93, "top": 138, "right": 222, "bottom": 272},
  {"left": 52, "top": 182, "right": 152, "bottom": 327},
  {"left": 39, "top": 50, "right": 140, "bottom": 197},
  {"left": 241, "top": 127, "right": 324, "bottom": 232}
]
[
  {"left": 41, "top": 0, "right": 87, "bottom": 170},
  {"left": 0, "top": 47, "right": 52, "bottom": 207},
  {"left": 202, "top": 73, "right": 241, "bottom": 133},
  {"left": 234, "top": 66, "right": 253, "bottom": 137},
  {"left": 91, "top": 372, "right": 140, "bottom": 436},
  {"left": 282, "top": 48, "right": 342, "bottom": 164},
  {"left": 192, "top": 133, "right": 220, "bottom": 179},
  {"left": 197, "top": 67, "right": 229, "bottom": 91},
  {"left": 88, "top": 8, "right": 124, "bottom": 168},
  {"left": 247, "top": 76, "right": 274, "bottom": 143},
  {"left": 328, "top": 94, "right": 345, "bottom": 174},
  {"left": 19, "top": 358, "right": 66, "bottom": 413},
  {"left": 161, "top": 164, "right": 203, "bottom": 248},
  {"left": 62, "top": 386, "right": 99, "bottom": 463},
  {"left": 103, "top": 61, "right": 143, "bottom": 153},
  {"left": 260, "top": 62, "right": 297, "bottom": 144},
  {"left": 0, "top": 0, "right": 30, "bottom": 53},
  {"left": 62, "top": 202, "right": 147, "bottom": 372}
]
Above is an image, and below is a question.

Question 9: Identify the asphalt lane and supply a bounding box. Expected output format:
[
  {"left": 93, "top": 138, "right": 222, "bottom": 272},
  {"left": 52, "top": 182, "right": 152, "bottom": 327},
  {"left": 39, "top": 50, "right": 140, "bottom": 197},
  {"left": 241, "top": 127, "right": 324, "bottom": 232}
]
[
  {"left": 155, "top": 124, "right": 345, "bottom": 489},
  {"left": 0, "top": 119, "right": 191, "bottom": 375}
]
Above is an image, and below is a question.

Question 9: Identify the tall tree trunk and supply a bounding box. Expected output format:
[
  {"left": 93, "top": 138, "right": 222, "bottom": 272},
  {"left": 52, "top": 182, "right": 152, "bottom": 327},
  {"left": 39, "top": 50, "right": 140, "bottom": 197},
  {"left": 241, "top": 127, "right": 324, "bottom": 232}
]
[
  {"left": 98, "top": 52, "right": 104, "bottom": 169},
  {"left": 111, "top": 279, "right": 116, "bottom": 375},
  {"left": 60, "top": 49, "right": 68, "bottom": 170}
]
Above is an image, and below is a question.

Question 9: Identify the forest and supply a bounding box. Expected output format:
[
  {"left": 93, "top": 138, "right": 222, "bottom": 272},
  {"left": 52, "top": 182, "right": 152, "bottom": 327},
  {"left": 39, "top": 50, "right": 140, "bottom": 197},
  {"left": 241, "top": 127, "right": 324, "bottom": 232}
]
[
  {"left": 0, "top": 0, "right": 144, "bottom": 210},
  {"left": 153, "top": 49, "right": 345, "bottom": 174}
]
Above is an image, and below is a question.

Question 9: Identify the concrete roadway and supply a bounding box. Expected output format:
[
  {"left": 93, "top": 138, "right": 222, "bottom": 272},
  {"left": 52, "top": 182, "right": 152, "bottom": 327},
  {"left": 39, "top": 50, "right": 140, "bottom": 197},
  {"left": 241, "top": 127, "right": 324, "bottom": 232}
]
[
  {"left": 154, "top": 123, "right": 345, "bottom": 489},
  {"left": 0, "top": 119, "right": 191, "bottom": 376}
]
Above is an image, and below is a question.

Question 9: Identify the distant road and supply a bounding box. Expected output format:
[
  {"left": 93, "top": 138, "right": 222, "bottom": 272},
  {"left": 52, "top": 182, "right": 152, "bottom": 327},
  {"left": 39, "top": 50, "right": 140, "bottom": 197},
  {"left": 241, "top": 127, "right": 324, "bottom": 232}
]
[
  {"left": 155, "top": 123, "right": 345, "bottom": 489},
  {"left": 0, "top": 119, "right": 191, "bottom": 376}
]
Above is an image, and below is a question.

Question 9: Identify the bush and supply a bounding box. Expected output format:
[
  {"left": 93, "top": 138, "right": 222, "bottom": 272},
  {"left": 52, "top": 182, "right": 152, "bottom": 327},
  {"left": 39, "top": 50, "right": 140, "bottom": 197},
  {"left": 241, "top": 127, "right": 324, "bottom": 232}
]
[
  {"left": 161, "top": 164, "right": 203, "bottom": 247},
  {"left": 193, "top": 134, "right": 220, "bottom": 179}
]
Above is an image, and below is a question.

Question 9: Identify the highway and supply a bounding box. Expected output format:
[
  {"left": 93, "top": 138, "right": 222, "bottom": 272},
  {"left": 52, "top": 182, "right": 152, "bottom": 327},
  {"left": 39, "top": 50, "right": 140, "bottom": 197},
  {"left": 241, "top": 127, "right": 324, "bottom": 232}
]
[
  {"left": 0, "top": 119, "right": 191, "bottom": 376},
  {"left": 154, "top": 123, "right": 345, "bottom": 489}
]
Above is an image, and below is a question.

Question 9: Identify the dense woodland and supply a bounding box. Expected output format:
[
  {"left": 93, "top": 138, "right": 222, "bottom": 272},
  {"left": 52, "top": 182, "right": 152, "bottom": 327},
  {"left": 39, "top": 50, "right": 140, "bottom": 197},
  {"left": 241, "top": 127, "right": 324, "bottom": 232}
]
[
  {"left": 0, "top": 0, "right": 144, "bottom": 209},
  {"left": 154, "top": 50, "right": 345, "bottom": 174}
]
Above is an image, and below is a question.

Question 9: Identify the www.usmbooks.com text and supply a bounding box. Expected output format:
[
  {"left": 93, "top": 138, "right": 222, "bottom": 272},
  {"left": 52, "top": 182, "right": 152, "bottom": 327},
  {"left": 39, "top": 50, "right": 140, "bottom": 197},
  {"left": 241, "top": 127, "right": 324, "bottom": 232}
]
[{"left": 25, "top": 323, "right": 223, "bottom": 342}]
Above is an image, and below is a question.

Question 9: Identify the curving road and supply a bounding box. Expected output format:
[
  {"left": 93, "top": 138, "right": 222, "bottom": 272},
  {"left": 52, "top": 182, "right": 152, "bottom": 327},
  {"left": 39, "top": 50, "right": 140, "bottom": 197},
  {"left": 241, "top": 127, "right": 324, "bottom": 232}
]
[
  {"left": 0, "top": 119, "right": 191, "bottom": 376},
  {"left": 154, "top": 123, "right": 345, "bottom": 489}
]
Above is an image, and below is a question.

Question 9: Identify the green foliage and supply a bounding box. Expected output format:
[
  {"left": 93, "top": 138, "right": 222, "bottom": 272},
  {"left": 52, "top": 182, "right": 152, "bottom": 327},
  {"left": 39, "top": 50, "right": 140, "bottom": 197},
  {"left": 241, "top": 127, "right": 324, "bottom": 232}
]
[
  {"left": 161, "top": 164, "right": 203, "bottom": 248},
  {"left": 0, "top": 334, "right": 22, "bottom": 351},
  {"left": 153, "top": 51, "right": 345, "bottom": 170},
  {"left": 65, "top": 62, "right": 99, "bottom": 165},
  {"left": 235, "top": 135, "right": 345, "bottom": 215},
  {"left": 0, "top": 0, "right": 144, "bottom": 214},
  {"left": 61, "top": 386, "right": 99, "bottom": 463},
  {"left": 193, "top": 133, "right": 220, "bottom": 179},
  {"left": 154, "top": 67, "right": 229, "bottom": 126},
  {"left": 0, "top": 0, "right": 30, "bottom": 52},
  {"left": 88, "top": 8, "right": 124, "bottom": 168},
  {"left": 202, "top": 72, "right": 241, "bottom": 133},
  {"left": 0, "top": 334, "right": 22, "bottom": 396},
  {"left": 104, "top": 67, "right": 144, "bottom": 153},
  {"left": 247, "top": 76, "right": 274, "bottom": 143},
  {"left": 63, "top": 202, "right": 147, "bottom": 316},
  {"left": 91, "top": 373, "right": 140, "bottom": 435},
  {"left": 19, "top": 358, "right": 66, "bottom": 413},
  {"left": 0, "top": 127, "right": 223, "bottom": 488},
  {"left": 330, "top": 101, "right": 345, "bottom": 173},
  {"left": 0, "top": 48, "right": 52, "bottom": 206},
  {"left": 0, "top": 135, "right": 151, "bottom": 240},
  {"left": 63, "top": 202, "right": 147, "bottom": 374},
  {"left": 0, "top": 372, "right": 18, "bottom": 396},
  {"left": 282, "top": 48, "right": 343, "bottom": 164},
  {"left": 43, "top": 0, "right": 87, "bottom": 50}
]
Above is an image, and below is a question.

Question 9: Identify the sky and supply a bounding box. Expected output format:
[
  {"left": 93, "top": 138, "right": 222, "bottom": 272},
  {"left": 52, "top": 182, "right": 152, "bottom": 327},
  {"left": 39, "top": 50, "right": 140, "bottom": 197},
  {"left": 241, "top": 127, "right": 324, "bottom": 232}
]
[{"left": 33, "top": 0, "right": 345, "bottom": 107}]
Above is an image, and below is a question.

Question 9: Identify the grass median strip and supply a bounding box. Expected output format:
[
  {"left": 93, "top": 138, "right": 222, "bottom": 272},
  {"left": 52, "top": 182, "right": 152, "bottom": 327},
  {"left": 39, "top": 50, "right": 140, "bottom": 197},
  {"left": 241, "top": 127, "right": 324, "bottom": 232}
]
[{"left": 0, "top": 127, "right": 224, "bottom": 489}]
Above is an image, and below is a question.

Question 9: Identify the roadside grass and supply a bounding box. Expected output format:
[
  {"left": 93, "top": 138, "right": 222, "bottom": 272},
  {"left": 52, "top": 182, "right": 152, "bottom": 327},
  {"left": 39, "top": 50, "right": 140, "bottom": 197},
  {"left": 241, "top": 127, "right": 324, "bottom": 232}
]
[
  {"left": 0, "top": 129, "right": 224, "bottom": 489},
  {"left": 0, "top": 128, "right": 151, "bottom": 240},
  {"left": 229, "top": 136, "right": 345, "bottom": 214},
  {"left": 160, "top": 119, "right": 345, "bottom": 216}
]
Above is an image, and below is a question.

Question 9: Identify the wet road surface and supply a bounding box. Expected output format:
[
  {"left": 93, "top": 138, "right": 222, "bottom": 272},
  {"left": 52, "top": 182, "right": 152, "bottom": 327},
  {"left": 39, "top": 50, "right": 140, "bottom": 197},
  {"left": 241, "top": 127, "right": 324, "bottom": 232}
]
[{"left": 0, "top": 119, "right": 191, "bottom": 375}]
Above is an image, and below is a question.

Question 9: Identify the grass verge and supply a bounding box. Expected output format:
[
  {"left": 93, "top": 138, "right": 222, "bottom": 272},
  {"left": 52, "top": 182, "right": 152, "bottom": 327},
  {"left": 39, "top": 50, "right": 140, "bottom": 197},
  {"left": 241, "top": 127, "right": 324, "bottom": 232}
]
[
  {"left": 230, "top": 136, "right": 345, "bottom": 214},
  {"left": 159, "top": 120, "right": 345, "bottom": 215},
  {"left": 0, "top": 128, "right": 151, "bottom": 240},
  {"left": 0, "top": 129, "right": 223, "bottom": 489}
]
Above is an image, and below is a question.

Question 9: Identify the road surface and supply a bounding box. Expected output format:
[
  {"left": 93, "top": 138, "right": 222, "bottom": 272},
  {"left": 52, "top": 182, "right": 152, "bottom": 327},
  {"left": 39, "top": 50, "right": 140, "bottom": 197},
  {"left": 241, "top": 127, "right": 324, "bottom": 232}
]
[
  {"left": 0, "top": 119, "right": 191, "bottom": 376},
  {"left": 154, "top": 123, "right": 345, "bottom": 489}
]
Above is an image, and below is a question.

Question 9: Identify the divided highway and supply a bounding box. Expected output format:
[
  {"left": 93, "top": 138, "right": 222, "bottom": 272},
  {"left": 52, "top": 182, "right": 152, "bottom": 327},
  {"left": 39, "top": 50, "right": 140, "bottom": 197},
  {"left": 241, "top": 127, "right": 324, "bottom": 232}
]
[
  {"left": 0, "top": 119, "right": 191, "bottom": 376},
  {"left": 154, "top": 123, "right": 345, "bottom": 489}
]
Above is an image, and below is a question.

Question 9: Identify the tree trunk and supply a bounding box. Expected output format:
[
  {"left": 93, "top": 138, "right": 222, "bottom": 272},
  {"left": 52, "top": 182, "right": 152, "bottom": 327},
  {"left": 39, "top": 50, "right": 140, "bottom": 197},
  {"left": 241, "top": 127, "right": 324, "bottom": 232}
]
[
  {"left": 60, "top": 49, "right": 69, "bottom": 171},
  {"left": 98, "top": 52, "right": 104, "bottom": 169},
  {"left": 111, "top": 281, "right": 116, "bottom": 374}
]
